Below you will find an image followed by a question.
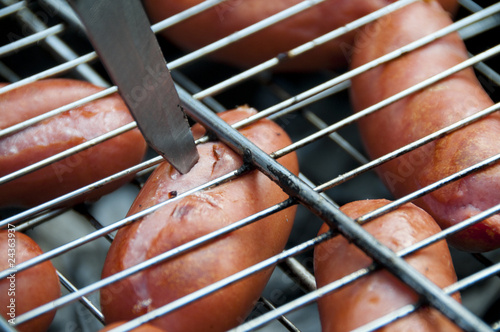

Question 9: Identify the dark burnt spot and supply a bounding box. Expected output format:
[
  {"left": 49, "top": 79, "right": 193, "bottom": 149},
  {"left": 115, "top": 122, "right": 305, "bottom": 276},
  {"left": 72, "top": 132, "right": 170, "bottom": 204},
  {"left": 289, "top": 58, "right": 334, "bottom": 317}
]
[{"left": 168, "top": 191, "right": 177, "bottom": 199}]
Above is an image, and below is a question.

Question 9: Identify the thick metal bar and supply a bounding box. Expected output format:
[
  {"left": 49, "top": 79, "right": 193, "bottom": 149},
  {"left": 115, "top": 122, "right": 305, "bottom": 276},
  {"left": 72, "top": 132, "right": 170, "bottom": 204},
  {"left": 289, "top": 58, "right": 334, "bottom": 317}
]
[
  {"left": 99, "top": 230, "right": 330, "bottom": 332},
  {"left": 278, "top": 257, "right": 317, "bottom": 293},
  {"left": 179, "top": 86, "right": 492, "bottom": 332},
  {"left": 12, "top": 197, "right": 295, "bottom": 325},
  {"left": 233, "top": 202, "right": 500, "bottom": 331},
  {"left": 353, "top": 250, "right": 500, "bottom": 332}
]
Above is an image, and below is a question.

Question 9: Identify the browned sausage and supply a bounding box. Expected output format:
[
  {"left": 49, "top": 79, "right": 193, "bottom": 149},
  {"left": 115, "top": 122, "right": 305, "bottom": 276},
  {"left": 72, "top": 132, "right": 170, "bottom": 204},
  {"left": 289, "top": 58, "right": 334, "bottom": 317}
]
[
  {"left": 0, "top": 230, "right": 61, "bottom": 332},
  {"left": 100, "top": 106, "right": 299, "bottom": 331},
  {"left": 143, "top": 0, "right": 458, "bottom": 72},
  {"left": 99, "top": 321, "right": 166, "bottom": 332},
  {"left": 314, "top": 199, "right": 461, "bottom": 331},
  {"left": 0, "top": 79, "right": 147, "bottom": 208},
  {"left": 349, "top": 0, "right": 500, "bottom": 252}
]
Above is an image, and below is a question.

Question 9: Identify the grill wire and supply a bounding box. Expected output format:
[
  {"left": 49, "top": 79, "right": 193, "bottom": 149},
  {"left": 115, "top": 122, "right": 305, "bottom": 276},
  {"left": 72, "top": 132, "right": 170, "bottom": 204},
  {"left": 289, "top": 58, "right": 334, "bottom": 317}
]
[{"left": 1, "top": 0, "right": 500, "bottom": 331}]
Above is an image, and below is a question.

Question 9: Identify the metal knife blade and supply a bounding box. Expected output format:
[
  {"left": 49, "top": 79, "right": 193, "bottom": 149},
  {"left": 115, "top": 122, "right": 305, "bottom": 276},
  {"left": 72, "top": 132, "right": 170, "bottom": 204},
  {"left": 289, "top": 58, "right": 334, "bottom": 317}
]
[{"left": 67, "top": 0, "right": 199, "bottom": 174}]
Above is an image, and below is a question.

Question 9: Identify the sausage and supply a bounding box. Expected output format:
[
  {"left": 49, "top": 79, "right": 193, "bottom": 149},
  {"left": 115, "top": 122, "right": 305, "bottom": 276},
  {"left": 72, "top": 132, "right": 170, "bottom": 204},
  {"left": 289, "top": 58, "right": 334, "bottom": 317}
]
[
  {"left": 349, "top": 0, "right": 500, "bottom": 252},
  {"left": 99, "top": 321, "right": 166, "bottom": 332},
  {"left": 314, "top": 199, "right": 461, "bottom": 332},
  {"left": 100, "top": 106, "right": 299, "bottom": 331},
  {"left": 143, "top": 0, "right": 457, "bottom": 72},
  {"left": 0, "top": 79, "right": 147, "bottom": 208},
  {"left": 0, "top": 230, "right": 61, "bottom": 332}
]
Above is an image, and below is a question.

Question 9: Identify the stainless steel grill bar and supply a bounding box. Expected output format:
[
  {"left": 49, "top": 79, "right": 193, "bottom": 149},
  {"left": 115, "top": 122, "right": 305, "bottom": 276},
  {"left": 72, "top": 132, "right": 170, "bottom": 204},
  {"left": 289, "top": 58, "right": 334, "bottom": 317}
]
[
  {"left": 1, "top": 1, "right": 499, "bottom": 331},
  {"left": 191, "top": 0, "right": 417, "bottom": 100},
  {"left": 0, "top": 86, "right": 117, "bottom": 138},
  {"left": 0, "top": 122, "right": 137, "bottom": 186},
  {"left": 232, "top": 201, "right": 500, "bottom": 331},
  {"left": 8, "top": 26, "right": 495, "bottom": 188},
  {"left": 0, "top": 156, "right": 163, "bottom": 228},
  {"left": 459, "top": 0, "right": 500, "bottom": 40},
  {"left": 7, "top": 72, "right": 490, "bottom": 326},
  {"left": 236, "top": 80, "right": 351, "bottom": 133},
  {"left": 0, "top": 166, "right": 247, "bottom": 279},
  {"left": 40, "top": 0, "right": 81, "bottom": 28},
  {"left": 258, "top": 297, "right": 302, "bottom": 332},
  {"left": 2, "top": 0, "right": 495, "bottom": 138},
  {"left": 0, "top": 51, "right": 99, "bottom": 91},
  {"left": 263, "top": 79, "right": 368, "bottom": 165},
  {"left": 179, "top": 85, "right": 492, "bottom": 332},
  {"left": 353, "top": 242, "right": 500, "bottom": 332},
  {"left": 0, "top": 0, "right": 107, "bottom": 86},
  {"left": 210, "top": 2, "right": 500, "bottom": 135},
  {"left": 0, "top": 0, "right": 23, "bottom": 18},
  {"left": 316, "top": 101, "right": 500, "bottom": 194},
  {"left": 0, "top": 61, "right": 20, "bottom": 81},
  {"left": 278, "top": 257, "right": 317, "bottom": 293},
  {"left": 150, "top": 0, "right": 228, "bottom": 33},
  {"left": 471, "top": 254, "right": 500, "bottom": 279},
  {"left": 98, "top": 232, "right": 331, "bottom": 332},
  {"left": 232, "top": 260, "right": 373, "bottom": 332},
  {"left": 0, "top": 24, "right": 64, "bottom": 57},
  {"left": 12, "top": 197, "right": 295, "bottom": 325},
  {"left": 0, "top": 316, "right": 16, "bottom": 332},
  {"left": 166, "top": 0, "right": 330, "bottom": 69},
  {"left": 57, "top": 270, "right": 104, "bottom": 323},
  {"left": 14, "top": 207, "right": 67, "bottom": 232}
]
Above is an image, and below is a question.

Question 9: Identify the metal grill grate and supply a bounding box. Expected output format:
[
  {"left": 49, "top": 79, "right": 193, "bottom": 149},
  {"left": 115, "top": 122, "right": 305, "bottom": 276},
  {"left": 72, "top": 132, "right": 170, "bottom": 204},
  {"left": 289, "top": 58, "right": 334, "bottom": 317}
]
[{"left": 1, "top": 0, "right": 500, "bottom": 331}]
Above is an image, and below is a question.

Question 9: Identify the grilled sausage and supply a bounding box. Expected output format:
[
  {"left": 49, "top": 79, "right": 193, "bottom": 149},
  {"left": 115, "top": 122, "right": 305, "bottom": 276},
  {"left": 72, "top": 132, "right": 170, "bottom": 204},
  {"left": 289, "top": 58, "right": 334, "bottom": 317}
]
[
  {"left": 314, "top": 199, "right": 461, "bottom": 332},
  {"left": 143, "top": 0, "right": 457, "bottom": 72},
  {"left": 100, "top": 106, "right": 299, "bottom": 331},
  {"left": 349, "top": 0, "right": 500, "bottom": 252},
  {"left": 0, "top": 230, "right": 61, "bottom": 332},
  {"left": 99, "top": 321, "right": 166, "bottom": 332},
  {"left": 0, "top": 79, "right": 147, "bottom": 208}
]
